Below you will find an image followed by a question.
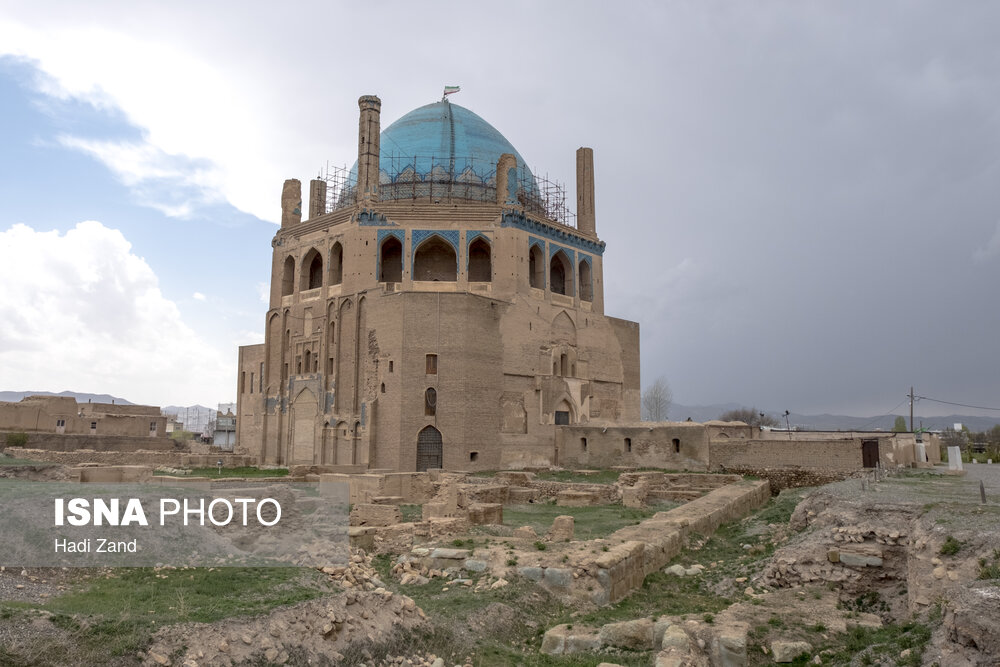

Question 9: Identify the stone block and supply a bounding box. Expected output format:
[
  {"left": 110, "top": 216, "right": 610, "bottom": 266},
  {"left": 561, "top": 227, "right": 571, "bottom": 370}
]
[
  {"left": 463, "top": 484, "right": 509, "bottom": 505},
  {"left": 349, "top": 503, "right": 401, "bottom": 527},
  {"left": 621, "top": 486, "right": 647, "bottom": 508},
  {"left": 549, "top": 515, "right": 575, "bottom": 542},
  {"left": 513, "top": 526, "right": 538, "bottom": 540},
  {"left": 839, "top": 549, "right": 883, "bottom": 568},
  {"left": 712, "top": 622, "right": 748, "bottom": 667},
  {"left": 506, "top": 487, "right": 538, "bottom": 504},
  {"left": 428, "top": 548, "right": 470, "bottom": 560},
  {"left": 660, "top": 625, "right": 691, "bottom": 651},
  {"left": 421, "top": 502, "right": 453, "bottom": 520},
  {"left": 348, "top": 526, "right": 375, "bottom": 550},
  {"left": 467, "top": 502, "right": 503, "bottom": 525},
  {"left": 771, "top": 640, "right": 812, "bottom": 663},
  {"left": 463, "top": 559, "right": 488, "bottom": 573},
  {"left": 542, "top": 567, "right": 573, "bottom": 589},
  {"left": 598, "top": 618, "right": 655, "bottom": 650},
  {"left": 556, "top": 490, "right": 601, "bottom": 506},
  {"left": 517, "top": 566, "right": 544, "bottom": 581}
]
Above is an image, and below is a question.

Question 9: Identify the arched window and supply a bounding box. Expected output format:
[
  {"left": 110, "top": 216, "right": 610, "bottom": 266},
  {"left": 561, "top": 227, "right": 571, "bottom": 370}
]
[
  {"left": 304, "top": 350, "right": 312, "bottom": 373},
  {"left": 425, "top": 387, "right": 437, "bottom": 416},
  {"left": 330, "top": 242, "right": 343, "bottom": 285},
  {"left": 413, "top": 236, "right": 457, "bottom": 282},
  {"left": 380, "top": 237, "right": 402, "bottom": 282},
  {"left": 529, "top": 245, "right": 544, "bottom": 289},
  {"left": 468, "top": 238, "right": 491, "bottom": 282},
  {"left": 550, "top": 250, "right": 572, "bottom": 296},
  {"left": 281, "top": 256, "right": 295, "bottom": 296},
  {"left": 302, "top": 248, "right": 323, "bottom": 290},
  {"left": 579, "top": 260, "right": 593, "bottom": 301}
]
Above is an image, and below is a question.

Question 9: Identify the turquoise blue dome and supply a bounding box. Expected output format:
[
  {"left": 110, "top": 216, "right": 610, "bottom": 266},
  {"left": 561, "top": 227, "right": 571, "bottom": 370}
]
[{"left": 349, "top": 99, "right": 536, "bottom": 198}]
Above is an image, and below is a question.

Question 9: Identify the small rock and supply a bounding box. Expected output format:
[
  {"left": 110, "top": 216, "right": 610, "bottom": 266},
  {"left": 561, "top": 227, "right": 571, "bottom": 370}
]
[{"left": 148, "top": 652, "right": 170, "bottom": 666}]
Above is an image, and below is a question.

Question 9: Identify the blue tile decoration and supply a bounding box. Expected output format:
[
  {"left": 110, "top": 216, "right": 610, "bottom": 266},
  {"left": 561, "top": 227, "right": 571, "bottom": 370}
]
[
  {"left": 528, "top": 235, "right": 545, "bottom": 251},
  {"left": 356, "top": 208, "right": 396, "bottom": 226},
  {"left": 411, "top": 229, "right": 460, "bottom": 253},
  {"left": 501, "top": 211, "right": 605, "bottom": 256}
]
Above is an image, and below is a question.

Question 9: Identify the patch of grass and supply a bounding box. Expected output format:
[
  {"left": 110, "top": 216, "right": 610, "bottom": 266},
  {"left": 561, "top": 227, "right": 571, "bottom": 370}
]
[
  {"left": 503, "top": 504, "right": 658, "bottom": 540},
  {"left": 4, "top": 432, "right": 29, "bottom": 447},
  {"left": 399, "top": 503, "right": 423, "bottom": 523},
  {"left": 978, "top": 549, "right": 1000, "bottom": 580},
  {"left": 940, "top": 535, "right": 962, "bottom": 556},
  {"left": 534, "top": 541, "right": 547, "bottom": 551},
  {"left": 0, "top": 567, "right": 326, "bottom": 661},
  {"left": 819, "top": 621, "right": 932, "bottom": 667},
  {"left": 0, "top": 455, "right": 55, "bottom": 466}
]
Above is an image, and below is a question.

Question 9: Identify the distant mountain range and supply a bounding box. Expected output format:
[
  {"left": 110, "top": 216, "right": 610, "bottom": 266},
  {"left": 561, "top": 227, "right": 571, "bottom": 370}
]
[
  {"left": 671, "top": 402, "right": 1000, "bottom": 433},
  {"left": 0, "top": 390, "right": 134, "bottom": 405}
]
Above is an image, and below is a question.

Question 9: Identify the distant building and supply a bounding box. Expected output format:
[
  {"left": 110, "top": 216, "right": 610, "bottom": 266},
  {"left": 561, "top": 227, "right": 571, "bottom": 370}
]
[
  {"left": 0, "top": 395, "right": 166, "bottom": 438},
  {"left": 214, "top": 409, "right": 236, "bottom": 450}
]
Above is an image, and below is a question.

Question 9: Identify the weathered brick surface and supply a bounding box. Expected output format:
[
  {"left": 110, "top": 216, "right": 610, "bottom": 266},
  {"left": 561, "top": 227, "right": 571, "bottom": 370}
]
[{"left": 349, "top": 503, "right": 402, "bottom": 527}]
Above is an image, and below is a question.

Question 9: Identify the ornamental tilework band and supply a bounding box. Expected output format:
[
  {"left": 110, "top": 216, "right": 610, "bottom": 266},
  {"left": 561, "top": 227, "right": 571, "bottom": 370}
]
[
  {"left": 500, "top": 211, "right": 605, "bottom": 256},
  {"left": 528, "top": 235, "right": 545, "bottom": 251},
  {"left": 549, "top": 243, "right": 575, "bottom": 264},
  {"left": 411, "top": 229, "right": 460, "bottom": 253}
]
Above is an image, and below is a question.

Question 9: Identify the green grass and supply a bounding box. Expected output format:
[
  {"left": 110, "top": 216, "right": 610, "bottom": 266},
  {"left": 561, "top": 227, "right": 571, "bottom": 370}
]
[
  {"left": 503, "top": 503, "right": 661, "bottom": 540},
  {"left": 0, "top": 456, "right": 55, "bottom": 467},
  {"left": 153, "top": 466, "right": 289, "bottom": 479},
  {"left": 0, "top": 567, "right": 326, "bottom": 662},
  {"left": 400, "top": 503, "right": 423, "bottom": 523},
  {"left": 940, "top": 535, "right": 962, "bottom": 555}
]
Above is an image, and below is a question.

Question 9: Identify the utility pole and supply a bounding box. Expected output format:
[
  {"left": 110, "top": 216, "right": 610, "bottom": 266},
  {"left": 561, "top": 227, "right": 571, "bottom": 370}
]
[{"left": 910, "top": 386, "right": 915, "bottom": 433}]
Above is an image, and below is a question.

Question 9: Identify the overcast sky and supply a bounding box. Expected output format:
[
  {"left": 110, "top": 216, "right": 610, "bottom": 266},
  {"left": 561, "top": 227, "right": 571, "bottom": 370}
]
[{"left": 1, "top": 1, "right": 998, "bottom": 419}]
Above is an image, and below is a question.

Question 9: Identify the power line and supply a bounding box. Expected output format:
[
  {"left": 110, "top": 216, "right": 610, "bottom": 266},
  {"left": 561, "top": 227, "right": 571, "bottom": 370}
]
[
  {"left": 857, "top": 398, "right": 908, "bottom": 430},
  {"left": 915, "top": 395, "right": 1000, "bottom": 412}
]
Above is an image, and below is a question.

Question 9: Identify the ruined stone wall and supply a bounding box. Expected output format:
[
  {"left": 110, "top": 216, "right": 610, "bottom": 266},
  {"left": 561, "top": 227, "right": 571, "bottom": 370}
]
[
  {"left": 709, "top": 438, "right": 866, "bottom": 472},
  {"left": 555, "top": 423, "right": 711, "bottom": 470},
  {"left": 0, "top": 432, "right": 175, "bottom": 453},
  {"left": 236, "top": 343, "right": 266, "bottom": 455},
  {"left": 4, "top": 447, "right": 254, "bottom": 467}
]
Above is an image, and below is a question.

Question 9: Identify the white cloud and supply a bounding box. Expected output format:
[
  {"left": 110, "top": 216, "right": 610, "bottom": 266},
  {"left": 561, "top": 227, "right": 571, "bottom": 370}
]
[
  {"left": 973, "top": 220, "right": 1000, "bottom": 262},
  {"left": 256, "top": 282, "right": 270, "bottom": 305},
  {"left": 0, "top": 18, "right": 289, "bottom": 222},
  {"left": 192, "top": 292, "right": 207, "bottom": 301},
  {"left": 0, "top": 221, "right": 232, "bottom": 406}
]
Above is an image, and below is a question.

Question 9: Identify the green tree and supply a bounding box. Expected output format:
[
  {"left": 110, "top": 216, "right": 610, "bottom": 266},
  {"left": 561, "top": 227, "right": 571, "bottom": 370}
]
[
  {"left": 717, "top": 407, "right": 779, "bottom": 428},
  {"left": 892, "top": 416, "right": 907, "bottom": 432}
]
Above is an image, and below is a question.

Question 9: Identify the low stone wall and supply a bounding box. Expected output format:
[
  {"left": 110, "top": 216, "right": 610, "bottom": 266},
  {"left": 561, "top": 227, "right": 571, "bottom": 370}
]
[
  {"left": 1, "top": 432, "right": 175, "bottom": 453},
  {"left": 562, "top": 480, "right": 771, "bottom": 605},
  {"left": 3, "top": 448, "right": 254, "bottom": 468},
  {"left": 718, "top": 467, "right": 853, "bottom": 492}
]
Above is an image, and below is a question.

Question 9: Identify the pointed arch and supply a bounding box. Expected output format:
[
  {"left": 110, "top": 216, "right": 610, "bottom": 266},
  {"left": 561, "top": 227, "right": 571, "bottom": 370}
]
[
  {"left": 551, "top": 310, "right": 577, "bottom": 345},
  {"left": 413, "top": 235, "right": 457, "bottom": 281},
  {"left": 529, "top": 244, "right": 544, "bottom": 289},
  {"left": 281, "top": 256, "right": 295, "bottom": 296},
  {"left": 379, "top": 236, "right": 403, "bottom": 282},
  {"left": 468, "top": 237, "right": 491, "bottom": 282},
  {"left": 330, "top": 241, "right": 343, "bottom": 285},
  {"left": 301, "top": 248, "right": 323, "bottom": 290},
  {"left": 416, "top": 425, "right": 443, "bottom": 472},
  {"left": 550, "top": 250, "right": 572, "bottom": 296}
]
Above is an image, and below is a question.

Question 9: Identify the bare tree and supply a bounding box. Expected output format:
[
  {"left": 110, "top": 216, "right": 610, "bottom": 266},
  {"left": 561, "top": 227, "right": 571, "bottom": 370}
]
[
  {"left": 641, "top": 377, "right": 672, "bottom": 421},
  {"left": 717, "top": 406, "right": 779, "bottom": 428}
]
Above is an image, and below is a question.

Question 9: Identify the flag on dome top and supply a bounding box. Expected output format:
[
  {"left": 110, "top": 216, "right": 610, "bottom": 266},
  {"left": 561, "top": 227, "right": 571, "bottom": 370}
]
[{"left": 443, "top": 85, "right": 460, "bottom": 96}]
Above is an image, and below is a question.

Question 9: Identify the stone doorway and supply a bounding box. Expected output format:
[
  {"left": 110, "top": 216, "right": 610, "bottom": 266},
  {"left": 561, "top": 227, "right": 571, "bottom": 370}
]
[
  {"left": 861, "top": 439, "right": 879, "bottom": 468},
  {"left": 417, "top": 425, "right": 443, "bottom": 471}
]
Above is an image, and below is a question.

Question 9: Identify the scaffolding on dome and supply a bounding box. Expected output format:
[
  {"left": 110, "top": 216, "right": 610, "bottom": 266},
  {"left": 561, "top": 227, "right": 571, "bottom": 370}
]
[{"left": 318, "top": 155, "right": 576, "bottom": 228}]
